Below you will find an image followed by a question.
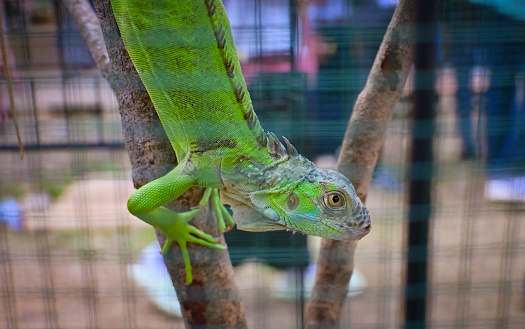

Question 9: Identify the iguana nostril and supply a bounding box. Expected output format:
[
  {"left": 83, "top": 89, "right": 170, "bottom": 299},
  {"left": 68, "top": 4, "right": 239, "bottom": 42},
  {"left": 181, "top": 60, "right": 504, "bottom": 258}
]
[{"left": 358, "top": 219, "right": 371, "bottom": 231}]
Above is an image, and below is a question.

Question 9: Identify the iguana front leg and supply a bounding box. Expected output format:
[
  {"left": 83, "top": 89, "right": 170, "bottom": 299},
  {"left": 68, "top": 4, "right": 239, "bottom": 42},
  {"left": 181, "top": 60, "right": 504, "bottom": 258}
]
[{"left": 127, "top": 165, "right": 226, "bottom": 284}]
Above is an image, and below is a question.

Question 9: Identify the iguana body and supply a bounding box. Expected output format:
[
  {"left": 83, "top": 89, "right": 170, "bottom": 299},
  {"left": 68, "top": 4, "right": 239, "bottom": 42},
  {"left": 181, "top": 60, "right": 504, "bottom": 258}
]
[{"left": 111, "top": 0, "right": 371, "bottom": 284}]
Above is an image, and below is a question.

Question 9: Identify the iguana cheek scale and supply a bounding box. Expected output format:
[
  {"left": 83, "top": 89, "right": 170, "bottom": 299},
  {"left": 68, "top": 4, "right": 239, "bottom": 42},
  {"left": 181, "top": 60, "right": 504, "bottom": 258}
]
[{"left": 111, "top": 0, "right": 372, "bottom": 284}]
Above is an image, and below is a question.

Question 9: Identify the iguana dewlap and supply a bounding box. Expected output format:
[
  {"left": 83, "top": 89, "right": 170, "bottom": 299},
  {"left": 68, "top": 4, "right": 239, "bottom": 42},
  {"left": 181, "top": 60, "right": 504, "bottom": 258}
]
[{"left": 111, "top": 0, "right": 371, "bottom": 284}]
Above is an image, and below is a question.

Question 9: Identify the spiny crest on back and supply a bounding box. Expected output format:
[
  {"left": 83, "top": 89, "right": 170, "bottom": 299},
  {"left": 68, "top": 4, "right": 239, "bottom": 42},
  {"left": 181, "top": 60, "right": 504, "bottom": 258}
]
[
  {"left": 282, "top": 136, "right": 299, "bottom": 157},
  {"left": 205, "top": 0, "right": 266, "bottom": 141},
  {"left": 204, "top": 0, "right": 243, "bottom": 103},
  {"left": 265, "top": 132, "right": 299, "bottom": 159}
]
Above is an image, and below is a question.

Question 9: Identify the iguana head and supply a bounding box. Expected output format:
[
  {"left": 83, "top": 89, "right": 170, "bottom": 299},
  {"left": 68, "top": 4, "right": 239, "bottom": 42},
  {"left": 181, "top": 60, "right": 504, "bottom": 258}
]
[
  {"left": 222, "top": 133, "right": 371, "bottom": 241},
  {"left": 248, "top": 165, "right": 371, "bottom": 241},
  {"left": 221, "top": 133, "right": 371, "bottom": 240}
]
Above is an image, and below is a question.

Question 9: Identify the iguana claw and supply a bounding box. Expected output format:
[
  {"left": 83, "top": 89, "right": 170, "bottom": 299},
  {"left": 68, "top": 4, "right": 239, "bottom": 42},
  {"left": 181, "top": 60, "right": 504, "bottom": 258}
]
[
  {"left": 159, "top": 206, "right": 226, "bottom": 284},
  {"left": 200, "top": 188, "right": 236, "bottom": 233}
]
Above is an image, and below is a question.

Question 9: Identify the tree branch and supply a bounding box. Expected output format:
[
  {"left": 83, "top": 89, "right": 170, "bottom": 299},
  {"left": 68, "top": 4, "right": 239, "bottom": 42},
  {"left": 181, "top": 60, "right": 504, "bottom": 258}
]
[
  {"left": 61, "top": 0, "right": 110, "bottom": 78},
  {"left": 305, "top": 0, "right": 416, "bottom": 327},
  {"left": 88, "top": 1, "right": 247, "bottom": 327}
]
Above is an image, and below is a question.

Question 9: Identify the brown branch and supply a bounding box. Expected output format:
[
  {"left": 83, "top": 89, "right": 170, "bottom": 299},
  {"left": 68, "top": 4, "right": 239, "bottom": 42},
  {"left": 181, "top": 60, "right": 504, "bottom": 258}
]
[
  {"left": 61, "top": 0, "right": 110, "bottom": 78},
  {"left": 305, "top": 0, "right": 416, "bottom": 327},
  {"left": 89, "top": 1, "right": 247, "bottom": 327},
  {"left": 0, "top": 2, "right": 23, "bottom": 158}
]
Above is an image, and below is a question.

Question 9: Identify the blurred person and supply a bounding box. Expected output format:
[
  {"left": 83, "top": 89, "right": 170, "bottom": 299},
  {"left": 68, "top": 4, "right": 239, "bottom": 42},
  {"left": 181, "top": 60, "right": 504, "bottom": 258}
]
[
  {"left": 440, "top": 0, "right": 489, "bottom": 159},
  {"left": 441, "top": 0, "right": 525, "bottom": 200},
  {"left": 307, "top": 0, "right": 396, "bottom": 155},
  {"left": 476, "top": 1, "right": 525, "bottom": 200},
  {"left": 472, "top": 0, "right": 525, "bottom": 201}
]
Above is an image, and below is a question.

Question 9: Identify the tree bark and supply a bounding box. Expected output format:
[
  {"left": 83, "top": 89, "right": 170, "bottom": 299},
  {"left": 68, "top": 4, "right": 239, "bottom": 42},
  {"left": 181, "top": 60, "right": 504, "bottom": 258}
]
[
  {"left": 305, "top": 1, "right": 416, "bottom": 328},
  {"left": 89, "top": 1, "right": 247, "bottom": 327}
]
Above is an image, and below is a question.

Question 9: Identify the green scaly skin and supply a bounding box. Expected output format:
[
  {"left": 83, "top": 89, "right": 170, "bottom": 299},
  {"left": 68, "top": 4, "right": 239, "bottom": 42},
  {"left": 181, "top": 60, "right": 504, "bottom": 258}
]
[{"left": 111, "top": 0, "right": 371, "bottom": 284}]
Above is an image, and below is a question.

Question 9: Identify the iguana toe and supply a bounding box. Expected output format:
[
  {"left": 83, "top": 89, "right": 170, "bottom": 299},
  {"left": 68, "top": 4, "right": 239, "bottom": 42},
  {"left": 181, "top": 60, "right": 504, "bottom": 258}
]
[
  {"left": 210, "top": 188, "right": 235, "bottom": 233},
  {"left": 158, "top": 207, "right": 225, "bottom": 284}
]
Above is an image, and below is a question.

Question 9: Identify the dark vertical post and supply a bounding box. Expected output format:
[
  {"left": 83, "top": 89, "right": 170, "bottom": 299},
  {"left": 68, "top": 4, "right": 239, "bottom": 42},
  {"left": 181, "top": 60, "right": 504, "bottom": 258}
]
[
  {"left": 404, "top": 0, "right": 437, "bottom": 329},
  {"left": 288, "top": 0, "right": 297, "bottom": 71}
]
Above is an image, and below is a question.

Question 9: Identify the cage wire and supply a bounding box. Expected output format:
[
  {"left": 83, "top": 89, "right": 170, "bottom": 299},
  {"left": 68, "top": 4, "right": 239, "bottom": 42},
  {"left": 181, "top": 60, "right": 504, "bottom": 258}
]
[{"left": 0, "top": 0, "right": 524, "bottom": 328}]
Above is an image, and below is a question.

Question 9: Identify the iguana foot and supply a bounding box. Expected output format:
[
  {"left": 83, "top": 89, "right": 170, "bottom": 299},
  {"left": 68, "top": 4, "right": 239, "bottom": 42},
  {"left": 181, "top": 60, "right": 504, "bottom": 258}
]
[
  {"left": 199, "top": 188, "right": 236, "bottom": 234},
  {"left": 159, "top": 207, "right": 226, "bottom": 284}
]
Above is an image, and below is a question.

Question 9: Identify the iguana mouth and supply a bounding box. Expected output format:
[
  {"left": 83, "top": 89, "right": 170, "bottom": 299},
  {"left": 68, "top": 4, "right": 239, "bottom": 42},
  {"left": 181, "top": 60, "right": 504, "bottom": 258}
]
[
  {"left": 314, "top": 217, "right": 371, "bottom": 241},
  {"left": 259, "top": 207, "right": 371, "bottom": 241}
]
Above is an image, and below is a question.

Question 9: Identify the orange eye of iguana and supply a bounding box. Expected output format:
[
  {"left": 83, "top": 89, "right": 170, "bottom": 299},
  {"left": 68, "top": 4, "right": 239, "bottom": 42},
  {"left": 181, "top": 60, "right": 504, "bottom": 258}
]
[{"left": 326, "top": 192, "right": 345, "bottom": 208}]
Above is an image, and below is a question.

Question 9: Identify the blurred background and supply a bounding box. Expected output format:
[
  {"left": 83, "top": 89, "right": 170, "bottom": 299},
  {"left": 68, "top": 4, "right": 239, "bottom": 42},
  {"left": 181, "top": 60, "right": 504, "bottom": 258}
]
[{"left": 0, "top": 0, "right": 524, "bottom": 328}]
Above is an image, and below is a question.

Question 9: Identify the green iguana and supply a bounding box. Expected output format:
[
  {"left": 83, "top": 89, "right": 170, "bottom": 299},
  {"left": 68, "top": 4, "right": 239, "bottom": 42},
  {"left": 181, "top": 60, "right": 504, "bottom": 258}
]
[{"left": 111, "top": 0, "right": 371, "bottom": 284}]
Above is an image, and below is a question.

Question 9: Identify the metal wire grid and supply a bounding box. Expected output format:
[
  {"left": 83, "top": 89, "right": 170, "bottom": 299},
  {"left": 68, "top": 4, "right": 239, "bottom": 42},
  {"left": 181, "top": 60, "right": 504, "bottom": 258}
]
[{"left": 0, "top": 0, "right": 524, "bottom": 328}]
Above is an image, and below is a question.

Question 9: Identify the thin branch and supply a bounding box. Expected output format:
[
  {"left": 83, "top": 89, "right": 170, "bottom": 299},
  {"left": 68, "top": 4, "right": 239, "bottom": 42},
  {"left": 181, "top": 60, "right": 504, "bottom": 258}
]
[
  {"left": 305, "top": 0, "right": 416, "bottom": 327},
  {"left": 61, "top": 0, "right": 110, "bottom": 78},
  {"left": 0, "top": 2, "right": 23, "bottom": 159}
]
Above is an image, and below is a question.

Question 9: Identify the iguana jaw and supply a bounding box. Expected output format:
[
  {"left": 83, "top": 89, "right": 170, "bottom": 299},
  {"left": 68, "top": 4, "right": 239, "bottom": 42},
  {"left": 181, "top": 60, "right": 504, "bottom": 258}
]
[
  {"left": 258, "top": 203, "right": 371, "bottom": 241},
  {"left": 315, "top": 201, "right": 371, "bottom": 241}
]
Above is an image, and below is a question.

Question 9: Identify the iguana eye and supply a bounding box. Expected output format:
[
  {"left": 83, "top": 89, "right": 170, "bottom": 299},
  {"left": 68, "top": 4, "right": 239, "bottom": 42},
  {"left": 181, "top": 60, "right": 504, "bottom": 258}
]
[
  {"left": 287, "top": 192, "right": 300, "bottom": 211},
  {"left": 326, "top": 192, "right": 345, "bottom": 208}
]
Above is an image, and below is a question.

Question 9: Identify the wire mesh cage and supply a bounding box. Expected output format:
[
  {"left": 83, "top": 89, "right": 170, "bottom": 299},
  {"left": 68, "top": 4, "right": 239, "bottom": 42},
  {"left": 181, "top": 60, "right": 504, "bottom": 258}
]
[{"left": 0, "top": 0, "right": 524, "bottom": 328}]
